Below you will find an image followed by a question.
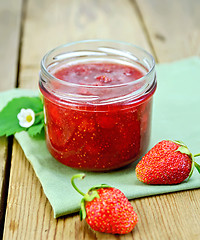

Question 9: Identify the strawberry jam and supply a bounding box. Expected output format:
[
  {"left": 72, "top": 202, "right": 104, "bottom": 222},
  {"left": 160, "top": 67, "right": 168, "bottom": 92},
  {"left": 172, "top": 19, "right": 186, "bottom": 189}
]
[{"left": 39, "top": 40, "right": 156, "bottom": 171}]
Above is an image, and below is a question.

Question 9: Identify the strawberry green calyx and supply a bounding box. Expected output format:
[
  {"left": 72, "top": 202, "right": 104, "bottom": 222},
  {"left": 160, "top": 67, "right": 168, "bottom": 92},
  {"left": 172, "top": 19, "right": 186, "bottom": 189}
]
[
  {"left": 172, "top": 140, "right": 200, "bottom": 180},
  {"left": 71, "top": 174, "right": 111, "bottom": 220}
]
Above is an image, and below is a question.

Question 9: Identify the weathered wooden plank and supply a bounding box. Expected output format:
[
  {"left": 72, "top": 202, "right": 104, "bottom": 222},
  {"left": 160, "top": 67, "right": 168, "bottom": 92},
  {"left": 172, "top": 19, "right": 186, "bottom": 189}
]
[
  {"left": 3, "top": 0, "right": 152, "bottom": 239},
  {"left": 0, "top": 0, "right": 23, "bottom": 235},
  {"left": 2, "top": 140, "right": 53, "bottom": 239},
  {"left": 0, "top": 0, "right": 23, "bottom": 90},
  {"left": 4, "top": 0, "right": 200, "bottom": 239},
  {"left": 0, "top": 137, "right": 9, "bottom": 232},
  {"left": 18, "top": 0, "right": 152, "bottom": 90},
  {"left": 133, "top": 0, "right": 200, "bottom": 239},
  {"left": 133, "top": 190, "right": 200, "bottom": 240},
  {"left": 5, "top": 142, "right": 200, "bottom": 240},
  {"left": 135, "top": 0, "right": 200, "bottom": 62}
]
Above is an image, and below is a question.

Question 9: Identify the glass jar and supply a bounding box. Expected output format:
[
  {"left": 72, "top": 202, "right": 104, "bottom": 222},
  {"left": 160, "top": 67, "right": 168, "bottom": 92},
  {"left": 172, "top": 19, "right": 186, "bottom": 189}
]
[{"left": 39, "top": 40, "right": 156, "bottom": 171}]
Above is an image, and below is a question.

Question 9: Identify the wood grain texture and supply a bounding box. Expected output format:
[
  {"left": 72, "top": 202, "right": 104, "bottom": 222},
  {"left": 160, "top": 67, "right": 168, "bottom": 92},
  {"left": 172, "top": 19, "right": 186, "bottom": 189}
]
[
  {"left": 2, "top": 0, "right": 200, "bottom": 239},
  {"left": 4, "top": 141, "right": 200, "bottom": 240},
  {"left": 0, "top": 0, "right": 23, "bottom": 91},
  {"left": 0, "top": 137, "right": 8, "bottom": 231},
  {"left": 0, "top": 0, "right": 23, "bottom": 234},
  {"left": 18, "top": 0, "right": 151, "bottom": 89},
  {"left": 132, "top": 191, "right": 200, "bottom": 240},
  {"left": 135, "top": 0, "right": 200, "bottom": 62},
  {"left": 3, "top": 0, "right": 151, "bottom": 239},
  {"left": 133, "top": 0, "right": 200, "bottom": 239},
  {"left": 2, "top": 140, "right": 54, "bottom": 240}
]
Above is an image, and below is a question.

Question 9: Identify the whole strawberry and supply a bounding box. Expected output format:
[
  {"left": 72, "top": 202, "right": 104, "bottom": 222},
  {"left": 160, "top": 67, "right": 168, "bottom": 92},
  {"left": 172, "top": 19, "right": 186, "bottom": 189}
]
[
  {"left": 71, "top": 174, "right": 138, "bottom": 234},
  {"left": 135, "top": 140, "right": 200, "bottom": 184}
]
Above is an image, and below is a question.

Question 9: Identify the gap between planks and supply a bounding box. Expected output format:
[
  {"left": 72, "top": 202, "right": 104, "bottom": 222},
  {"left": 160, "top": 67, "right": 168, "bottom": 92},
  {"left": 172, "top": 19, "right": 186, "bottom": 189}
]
[
  {"left": 0, "top": 0, "right": 27, "bottom": 237},
  {"left": 130, "top": 0, "right": 159, "bottom": 63}
]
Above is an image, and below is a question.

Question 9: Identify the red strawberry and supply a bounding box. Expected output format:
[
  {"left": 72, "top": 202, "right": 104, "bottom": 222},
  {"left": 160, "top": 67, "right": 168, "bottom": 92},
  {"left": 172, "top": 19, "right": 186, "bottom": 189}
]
[
  {"left": 135, "top": 140, "right": 200, "bottom": 184},
  {"left": 71, "top": 174, "right": 138, "bottom": 234}
]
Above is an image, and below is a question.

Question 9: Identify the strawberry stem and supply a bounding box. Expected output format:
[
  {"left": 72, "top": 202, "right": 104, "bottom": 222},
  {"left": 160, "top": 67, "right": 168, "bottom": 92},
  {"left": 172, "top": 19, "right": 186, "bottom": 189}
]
[
  {"left": 71, "top": 174, "right": 86, "bottom": 196},
  {"left": 35, "top": 111, "right": 44, "bottom": 116},
  {"left": 194, "top": 153, "right": 200, "bottom": 157}
]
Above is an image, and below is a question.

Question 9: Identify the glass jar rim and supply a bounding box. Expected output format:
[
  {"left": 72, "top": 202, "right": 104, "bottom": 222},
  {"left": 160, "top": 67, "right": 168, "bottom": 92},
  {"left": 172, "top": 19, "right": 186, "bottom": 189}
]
[{"left": 40, "top": 39, "right": 155, "bottom": 89}]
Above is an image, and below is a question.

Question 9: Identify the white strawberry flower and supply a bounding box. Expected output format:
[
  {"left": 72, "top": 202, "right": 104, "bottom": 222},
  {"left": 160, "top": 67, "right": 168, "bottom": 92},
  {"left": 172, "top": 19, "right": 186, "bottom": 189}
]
[{"left": 17, "top": 108, "right": 35, "bottom": 128}]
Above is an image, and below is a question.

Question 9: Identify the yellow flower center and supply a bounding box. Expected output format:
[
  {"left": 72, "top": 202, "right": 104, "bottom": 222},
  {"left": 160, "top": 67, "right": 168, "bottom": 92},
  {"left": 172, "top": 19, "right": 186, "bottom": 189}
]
[{"left": 26, "top": 115, "right": 33, "bottom": 122}]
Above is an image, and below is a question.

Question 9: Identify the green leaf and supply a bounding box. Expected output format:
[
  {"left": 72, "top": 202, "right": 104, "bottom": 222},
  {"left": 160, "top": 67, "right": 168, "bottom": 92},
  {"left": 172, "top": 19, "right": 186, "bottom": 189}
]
[
  {"left": 187, "top": 155, "right": 195, "bottom": 180},
  {"left": 28, "top": 123, "right": 44, "bottom": 137},
  {"left": 35, "top": 112, "right": 44, "bottom": 125},
  {"left": 80, "top": 199, "right": 86, "bottom": 220},
  {"left": 172, "top": 140, "right": 187, "bottom": 147},
  {"left": 176, "top": 146, "right": 191, "bottom": 156},
  {"left": 194, "top": 162, "right": 200, "bottom": 174},
  {"left": 0, "top": 96, "right": 43, "bottom": 137}
]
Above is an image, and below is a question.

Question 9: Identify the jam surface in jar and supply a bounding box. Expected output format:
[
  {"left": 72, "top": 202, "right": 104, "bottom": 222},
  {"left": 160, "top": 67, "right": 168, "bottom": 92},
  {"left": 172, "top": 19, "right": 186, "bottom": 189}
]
[
  {"left": 41, "top": 62, "right": 154, "bottom": 171},
  {"left": 54, "top": 63, "right": 144, "bottom": 86}
]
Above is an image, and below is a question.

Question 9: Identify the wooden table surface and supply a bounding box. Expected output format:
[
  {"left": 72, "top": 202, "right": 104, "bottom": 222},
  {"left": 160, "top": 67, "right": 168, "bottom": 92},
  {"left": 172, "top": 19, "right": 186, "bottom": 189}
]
[{"left": 1, "top": 0, "right": 200, "bottom": 239}]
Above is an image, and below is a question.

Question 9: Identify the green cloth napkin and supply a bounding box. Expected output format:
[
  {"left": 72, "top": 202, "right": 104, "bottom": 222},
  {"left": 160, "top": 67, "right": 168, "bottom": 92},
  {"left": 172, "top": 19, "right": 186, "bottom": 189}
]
[{"left": 0, "top": 57, "right": 200, "bottom": 218}]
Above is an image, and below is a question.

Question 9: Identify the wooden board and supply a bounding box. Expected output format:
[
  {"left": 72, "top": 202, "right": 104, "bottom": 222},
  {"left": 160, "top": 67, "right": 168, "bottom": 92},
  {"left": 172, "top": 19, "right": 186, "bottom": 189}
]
[
  {"left": 18, "top": 0, "right": 151, "bottom": 89},
  {"left": 135, "top": 0, "right": 200, "bottom": 62},
  {"left": 134, "top": 0, "right": 200, "bottom": 239},
  {"left": 3, "top": 0, "right": 151, "bottom": 239},
  {"left": 0, "top": 137, "right": 9, "bottom": 233},
  {"left": 0, "top": 0, "right": 22, "bottom": 91},
  {"left": 0, "top": 0, "right": 23, "bottom": 234},
  {"left": 2, "top": 0, "right": 200, "bottom": 239}
]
